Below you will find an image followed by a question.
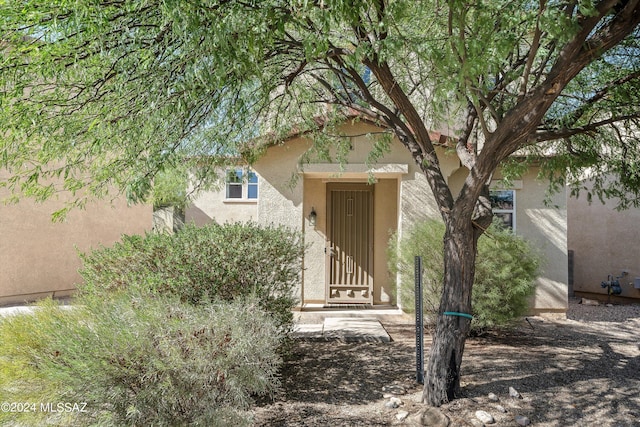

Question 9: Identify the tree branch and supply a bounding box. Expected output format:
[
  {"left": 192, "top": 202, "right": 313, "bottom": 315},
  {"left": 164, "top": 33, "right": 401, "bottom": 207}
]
[
  {"left": 456, "top": 105, "right": 478, "bottom": 170},
  {"left": 483, "top": 0, "right": 639, "bottom": 167},
  {"left": 534, "top": 113, "right": 640, "bottom": 142},
  {"left": 561, "top": 69, "right": 640, "bottom": 126},
  {"left": 520, "top": 0, "right": 546, "bottom": 97}
]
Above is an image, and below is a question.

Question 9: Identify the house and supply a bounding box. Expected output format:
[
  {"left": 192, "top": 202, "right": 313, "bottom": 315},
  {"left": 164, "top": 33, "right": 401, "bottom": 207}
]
[
  {"left": 0, "top": 169, "right": 151, "bottom": 306},
  {"left": 568, "top": 187, "right": 640, "bottom": 303},
  {"left": 186, "top": 119, "right": 568, "bottom": 315}
]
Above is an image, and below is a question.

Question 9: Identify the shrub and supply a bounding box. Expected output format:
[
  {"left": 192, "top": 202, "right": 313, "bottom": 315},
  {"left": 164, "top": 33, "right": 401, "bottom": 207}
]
[
  {"left": 388, "top": 220, "right": 445, "bottom": 323},
  {"left": 78, "top": 222, "right": 304, "bottom": 332},
  {"left": 0, "top": 294, "right": 283, "bottom": 426},
  {"left": 389, "top": 219, "right": 541, "bottom": 331}
]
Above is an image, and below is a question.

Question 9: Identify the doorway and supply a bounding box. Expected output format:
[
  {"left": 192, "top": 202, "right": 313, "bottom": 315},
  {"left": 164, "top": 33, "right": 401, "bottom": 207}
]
[{"left": 326, "top": 183, "right": 374, "bottom": 304}]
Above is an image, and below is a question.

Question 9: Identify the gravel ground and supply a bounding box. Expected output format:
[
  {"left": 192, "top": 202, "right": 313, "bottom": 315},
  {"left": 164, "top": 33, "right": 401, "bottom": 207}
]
[{"left": 252, "top": 298, "right": 640, "bottom": 426}]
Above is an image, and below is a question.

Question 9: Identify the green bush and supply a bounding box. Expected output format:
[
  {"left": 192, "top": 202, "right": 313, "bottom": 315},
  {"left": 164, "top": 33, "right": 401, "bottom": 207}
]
[
  {"left": 389, "top": 219, "right": 540, "bottom": 331},
  {"left": 78, "top": 222, "right": 304, "bottom": 332},
  {"left": 0, "top": 294, "right": 283, "bottom": 426}
]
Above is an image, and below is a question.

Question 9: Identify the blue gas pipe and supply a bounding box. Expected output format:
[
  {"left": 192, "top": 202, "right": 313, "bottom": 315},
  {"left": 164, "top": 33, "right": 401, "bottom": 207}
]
[{"left": 601, "top": 271, "right": 627, "bottom": 296}]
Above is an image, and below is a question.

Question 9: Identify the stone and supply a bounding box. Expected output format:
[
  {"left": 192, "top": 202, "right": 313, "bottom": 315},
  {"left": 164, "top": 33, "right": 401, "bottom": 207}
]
[
  {"left": 487, "top": 392, "right": 499, "bottom": 402},
  {"left": 509, "top": 386, "right": 521, "bottom": 398},
  {"left": 382, "top": 384, "right": 407, "bottom": 395},
  {"left": 580, "top": 298, "right": 600, "bottom": 306},
  {"left": 495, "top": 405, "right": 507, "bottom": 413},
  {"left": 515, "top": 415, "right": 531, "bottom": 426},
  {"left": 420, "top": 407, "right": 450, "bottom": 426},
  {"left": 385, "top": 397, "right": 403, "bottom": 409},
  {"left": 475, "top": 410, "right": 495, "bottom": 424},
  {"left": 396, "top": 411, "right": 410, "bottom": 421}
]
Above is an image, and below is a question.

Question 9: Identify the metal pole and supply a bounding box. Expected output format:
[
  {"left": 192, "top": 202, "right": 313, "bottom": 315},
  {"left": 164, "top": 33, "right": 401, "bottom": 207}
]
[{"left": 415, "top": 256, "right": 424, "bottom": 384}]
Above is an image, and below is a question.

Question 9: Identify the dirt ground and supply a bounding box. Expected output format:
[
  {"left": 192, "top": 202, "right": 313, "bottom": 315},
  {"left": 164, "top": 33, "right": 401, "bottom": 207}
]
[{"left": 252, "top": 299, "right": 640, "bottom": 426}]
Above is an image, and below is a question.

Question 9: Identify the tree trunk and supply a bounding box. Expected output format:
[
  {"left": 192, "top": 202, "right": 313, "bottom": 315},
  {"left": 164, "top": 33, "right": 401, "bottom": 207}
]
[{"left": 422, "top": 219, "right": 479, "bottom": 406}]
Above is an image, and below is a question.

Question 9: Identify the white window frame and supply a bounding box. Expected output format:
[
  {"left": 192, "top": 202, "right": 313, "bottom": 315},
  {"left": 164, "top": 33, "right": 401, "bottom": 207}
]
[
  {"left": 489, "top": 188, "right": 516, "bottom": 231},
  {"left": 224, "top": 169, "right": 258, "bottom": 202}
]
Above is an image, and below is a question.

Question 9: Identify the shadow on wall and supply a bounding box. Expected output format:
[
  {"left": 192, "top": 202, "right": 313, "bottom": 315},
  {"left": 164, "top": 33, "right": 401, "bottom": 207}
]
[
  {"left": 400, "top": 173, "right": 440, "bottom": 230},
  {"left": 525, "top": 208, "right": 568, "bottom": 312},
  {"left": 184, "top": 205, "right": 213, "bottom": 227},
  {"left": 525, "top": 208, "right": 566, "bottom": 254},
  {"left": 153, "top": 206, "right": 186, "bottom": 233}
]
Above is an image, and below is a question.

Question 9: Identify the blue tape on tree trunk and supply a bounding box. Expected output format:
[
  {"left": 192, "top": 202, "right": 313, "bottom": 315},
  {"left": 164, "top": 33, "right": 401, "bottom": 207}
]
[{"left": 443, "top": 311, "right": 474, "bottom": 320}]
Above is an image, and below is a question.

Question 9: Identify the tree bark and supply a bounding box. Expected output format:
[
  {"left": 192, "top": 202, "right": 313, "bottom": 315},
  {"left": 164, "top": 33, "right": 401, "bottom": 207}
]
[{"left": 422, "top": 216, "right": 481, "bottom": 406}]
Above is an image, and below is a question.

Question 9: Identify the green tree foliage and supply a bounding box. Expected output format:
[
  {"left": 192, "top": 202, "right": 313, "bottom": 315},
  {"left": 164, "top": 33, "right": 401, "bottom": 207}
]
[
  {"left": 78, "top": 222, "right": 304, "bottom": 332},
  {"left": 2, "top": 2, "right": 638, "bottom": 210},
  {"left": 0, "top": 295, "right": 283, "bottom": 426},
  {"left": 389, "top": 220, "right": 540, "bottom": 331},
  {"left": 151, "top": 166, "right": 189, "bottom": 210}
]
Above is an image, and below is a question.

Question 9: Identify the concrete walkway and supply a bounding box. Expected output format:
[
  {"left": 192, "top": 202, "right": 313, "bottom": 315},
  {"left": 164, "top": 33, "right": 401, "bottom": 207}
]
[
  {"left": 0, "top": 304, "right": 73, "bottom": 317},
  {"left": 291, "top": 307, "right": 412, "bottom": 342},
  {"left": 0, "top": 305, "right": 36, "bottom": 316},
  {"left": 292, "top": 317, "right": 392, "bottom": 342}
]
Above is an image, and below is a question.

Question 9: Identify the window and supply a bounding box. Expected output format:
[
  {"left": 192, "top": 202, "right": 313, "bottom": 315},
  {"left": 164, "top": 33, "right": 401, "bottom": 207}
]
[
  {"left": 226, "top": 170, "right": 243, "bottom": 199},
  {"left": 247, "top": 171, "right": 258, "bottom": 199},
  {"left": 225, "top": 169, "right": 258, "bottom": 200},
  {"left": 490, "top": 189, "right": 515, "bottom": 230}
]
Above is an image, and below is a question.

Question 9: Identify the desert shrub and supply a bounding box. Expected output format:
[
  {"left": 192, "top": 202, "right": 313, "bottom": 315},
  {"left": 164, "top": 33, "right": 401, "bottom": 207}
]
[
  {"left": 0, "top": 294, "right": 283, "bottom": 426},
  {"left": 78, "top": 222, "right": 304, "bottom": 331},
  {"left": 388, "top": 220, "right": 445, "bottom": 323},
  {"left": 389, "top": 219, "right": 541, "bottom": 331}
]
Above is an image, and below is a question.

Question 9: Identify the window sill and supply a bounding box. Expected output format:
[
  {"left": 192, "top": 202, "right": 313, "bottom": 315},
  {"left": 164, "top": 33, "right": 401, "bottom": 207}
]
[{"left": 223, "top": 199, "right": 258, "bottom": 204}]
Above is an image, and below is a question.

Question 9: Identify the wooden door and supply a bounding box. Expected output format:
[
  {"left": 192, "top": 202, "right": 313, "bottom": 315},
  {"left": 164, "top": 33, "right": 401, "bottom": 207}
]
[{"left": 326, "top": 183, "right": 373, "bottom": 304}]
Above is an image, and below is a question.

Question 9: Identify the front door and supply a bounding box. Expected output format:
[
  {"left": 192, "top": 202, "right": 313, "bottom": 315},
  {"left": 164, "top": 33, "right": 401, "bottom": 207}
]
[{"left": 326, "top": 183, "right": 373, "bottom": 304}]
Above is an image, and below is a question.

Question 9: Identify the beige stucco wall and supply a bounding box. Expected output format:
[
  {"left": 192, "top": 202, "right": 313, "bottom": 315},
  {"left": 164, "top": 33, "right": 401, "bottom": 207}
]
[
  {"left": 301, "top": 178, "right": 327, "bottom": 303},
  {"left": 514, "top": 169, "right": 568, "bottom": 314},
  {"left": 373, "top": 179, "right": 398, "bottom": 304},
  {"left": 186, "top": 183, "right": 258, "bottom": 225},
  {"left": 0, "top": 181, "right": 151, "bottom": 305},
  {"left": 568, "top": 187, "right": 640, "bottom": 301}
]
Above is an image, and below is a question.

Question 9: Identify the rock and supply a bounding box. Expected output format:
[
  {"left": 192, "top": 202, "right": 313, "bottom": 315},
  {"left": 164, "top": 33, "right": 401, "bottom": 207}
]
[
  {"left": 419, "top": 407, "right": 450, "bottom": 426},
  {"left": 487, "top": 392, "right": 499, "bottom": 402},
  {"left": 495, "top": 405, "right": 507, "bottom": 413},
  {"left": 382, "top": 384, "right": 407, "bottom": 395},
  {"left": 509, "top": 386, "right": 521, "bottom": 398},
  {"left": 385, "top": 397, "right": 403, "bottom": 409},
  {"left": 515, "top": 415, "right": 531, "bottom": 426},
  {"left": 580, "top": 298, "right": 600, "bottom": 306},
  {"left": 475, "top": 410, "right": 495, "bottom": 424},
  {"left": 396, "top": 411, "right": 410, "bottom": 421}
]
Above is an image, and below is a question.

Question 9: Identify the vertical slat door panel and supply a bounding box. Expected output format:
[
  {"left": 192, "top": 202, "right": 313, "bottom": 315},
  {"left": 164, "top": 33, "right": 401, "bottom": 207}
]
[{"left": 326, "top": 184, "right": 373, "bottom": 303}]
